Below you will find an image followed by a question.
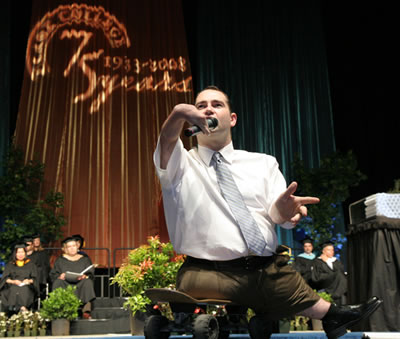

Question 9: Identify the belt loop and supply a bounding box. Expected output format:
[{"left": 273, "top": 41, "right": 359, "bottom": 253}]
[{"left": 244, "top": 256, "right": 250, "bottom": 270}]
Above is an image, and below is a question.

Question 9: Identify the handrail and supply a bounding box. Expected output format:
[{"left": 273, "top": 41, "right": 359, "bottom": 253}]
[{"left": 112, "top": 247, "right": 135, "bottom": 297}]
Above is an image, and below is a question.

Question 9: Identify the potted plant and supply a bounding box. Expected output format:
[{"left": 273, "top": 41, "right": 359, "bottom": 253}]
[
  {"left": 37, "top": 312, "right": 48, "bottom": 336},
  {"left": 5, "top": 317, "right": 13, "bottom": 338},
  {"left": 0, "top": 312, "right": 6, "bottom": 337},
  {"left": 8, "top": 313, "right": 23, "bottom": 337},
  {"left": 290, "top": 315, "right": 309, "bottom": 331},
  {"left": 30, "top": 311, "right": 40, "bottom": 337},
  {"left": 111, "top": 235, "right": 185, "bottom": 334},
  {"left": 22, "top": 310, "right": 33, "bottom": 336},
  {"left": 40, "top": 285, "right": 82, "bottom": 336}
]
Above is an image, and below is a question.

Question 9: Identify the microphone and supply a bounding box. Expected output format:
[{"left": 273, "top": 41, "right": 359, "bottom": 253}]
[{"left": 184, "top": 118, "right": 219, "bottom": 137}]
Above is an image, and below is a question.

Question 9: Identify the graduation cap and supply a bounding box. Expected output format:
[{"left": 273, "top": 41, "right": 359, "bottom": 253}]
[
  {"left": 61, "top": 236, "right": 76, "bottom": 245},
  {"left": 22, "top": 236, "right": 33, "bottom": 245},
  {"left": 14, "top": 243, "right": 27, "bottom": 249},
  {"left": 72, "top": 234, "right": 85, "bottom": 247}
]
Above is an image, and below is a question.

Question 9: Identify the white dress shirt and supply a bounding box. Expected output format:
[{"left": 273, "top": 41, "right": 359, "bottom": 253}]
[{"left": 154, "top": 138, "right": 294, "bottom": 260}]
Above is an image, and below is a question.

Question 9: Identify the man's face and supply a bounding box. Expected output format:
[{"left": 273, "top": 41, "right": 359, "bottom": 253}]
[
  {"left": 33, "top": 237, "right": 41, "bottom": 247},
  {"left": 25, "top": 241, "right": 34, "bottom": 253},
  {"left": 64, "top": 240, "right": 78, "bottom": 256},
  {"left": 303, "top": 242, "right": 313, "bottom": 254},
  {"left": 323, "top": 245, "right": 335, "bottom": 258},
  {"left": 195, "top": 89, "right": 237, "bottom": 141}
]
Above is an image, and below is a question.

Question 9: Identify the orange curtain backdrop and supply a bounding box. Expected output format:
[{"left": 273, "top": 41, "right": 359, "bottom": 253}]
[{"left": 14, "top": 0, "right": 193, "bottom": 266}]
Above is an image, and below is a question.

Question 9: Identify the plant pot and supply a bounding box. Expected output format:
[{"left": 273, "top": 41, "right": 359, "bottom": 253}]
[
  {"left": 39, "top": 328, "right": 46, "bottom": 336},
  {"left": 51, "top": 319, "right": 70, "bottom": 336},
  {"left": 279, "top": 319, "right": 291, "bottom": 333},
  {"left": 31, "top": 328, "right": 38, "bottom": 337},
  {"left": 130, "top": 311, "right": 147, "bottom": 335},
  {"left": 23, "top": 329, "right": 30, "bottom": 336},
  {"left": 312, "top": 318, "right": 323, "bottom": 331},
  {"left": 6, "top": 330, "right": 13, "bottom": 337},
  {"left": 0, "top": 331, "right": 5, "bottom": 337},
  {"left": 13, "top": 330, "right": 20, "bottom": 337}
]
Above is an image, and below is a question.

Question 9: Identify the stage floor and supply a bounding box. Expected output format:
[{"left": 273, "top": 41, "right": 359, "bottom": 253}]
[{"left": 33, "top": 332, "right": 400, "bottom": 339}]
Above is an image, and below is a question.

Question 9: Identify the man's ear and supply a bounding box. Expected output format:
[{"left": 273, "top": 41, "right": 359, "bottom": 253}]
[{"left": 230, "top": 112, "right": 237, "bottom": 127}]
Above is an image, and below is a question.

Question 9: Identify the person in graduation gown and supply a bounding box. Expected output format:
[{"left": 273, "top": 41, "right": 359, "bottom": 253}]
[
  {"left": 293, "top": 238, "right": 317, "bottom": 288},
  {"left": 24, "top": 236, "right": 49, "bottom": 290},
  {"left": 311, "top": 242, "right": 348, "bottom": 305},
  {"left": 49, "top": 237, "right": 96, "bottom": 318},
  {"left": 31, "top": 234, "right": 51, "bottom": 287},
  {"left": 0, "top": 244, "right": 39, "bottom": 313}
]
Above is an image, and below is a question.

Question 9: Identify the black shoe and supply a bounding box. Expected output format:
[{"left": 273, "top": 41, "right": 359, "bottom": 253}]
[
  {"left": 248, "top": 315, "right": 273, "bottom": 339},
  {"left": 322, "top": 296, "right": 382, "bottom": 339},
  {"left": 347, "top": 296, "right": 380, "bottom": 310}
]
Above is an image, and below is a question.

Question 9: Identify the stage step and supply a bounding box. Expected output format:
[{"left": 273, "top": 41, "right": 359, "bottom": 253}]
[
  {"left": 92, "top": 297, "right": 128, "bottom": 308},
  {"left": 92, "top": 306, "right": 130, "bottom": 319},
  {"left": 70, "top": 297, "right": 131, "bottom": 335}
]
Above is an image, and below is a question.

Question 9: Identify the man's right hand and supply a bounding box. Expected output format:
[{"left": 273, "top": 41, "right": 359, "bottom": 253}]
[{"left": 159, "top": 103, "right": 211, "bottom": 169}]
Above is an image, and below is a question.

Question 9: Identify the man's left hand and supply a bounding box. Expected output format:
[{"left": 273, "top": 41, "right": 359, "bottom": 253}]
[{"left": 269, "top": 181, "right": 319, "bottom": 225}]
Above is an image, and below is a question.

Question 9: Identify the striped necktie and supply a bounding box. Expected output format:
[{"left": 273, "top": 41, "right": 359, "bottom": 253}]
[{"left": 212, "top": 152, "right": 266, "bottom": 256}]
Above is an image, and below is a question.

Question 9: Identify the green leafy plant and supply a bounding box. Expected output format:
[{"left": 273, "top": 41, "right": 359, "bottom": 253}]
[
  {"left": 0, "top": 312, "right": 7, "bottom": 333},
  {"left": 0, "top": 143, "right": 66, "bottom": 265},
  {"left": 292, "top": 150, "right": 366, "bottom": 253},
  {"left": 290, "top": 315, "right": 309, "bottom": 331},
  {"left": 388, "top": 179, "right": 400, "bottom": 193},
  {"left": 22, "top": 311, "right": 33, "bottom": 331},
  {"left": 30, "top": 311, "right": 45, "bottom": 331},
  {"left": 111, "top": 235, "right": 185, "bottom": 315},
  {"left": 8, "top": 313, "right": 23, "bottom": 332},
  {"left": 40, "top": 286, "right": 82, "bottom": 320},
  {"left": 315, "top": 290, "right": 333, "bottom": 303}
]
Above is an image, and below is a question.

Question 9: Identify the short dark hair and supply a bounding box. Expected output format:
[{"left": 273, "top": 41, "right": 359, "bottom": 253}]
[
  {"left": 197, "top": 85, "right": 232, "bottom": 111},
  {"left": 302, "top": 237, "right": 313, "bottom": 245}
]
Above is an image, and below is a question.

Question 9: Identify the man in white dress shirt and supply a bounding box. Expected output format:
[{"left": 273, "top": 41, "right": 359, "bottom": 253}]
[{"left": 153, "top": 86, "right": 381, "bottom": 338}]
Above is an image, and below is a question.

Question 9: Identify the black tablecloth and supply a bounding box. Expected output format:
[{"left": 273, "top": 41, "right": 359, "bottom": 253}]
[{"left": 347, "top": 217, "right": 400, "bottom": 331}]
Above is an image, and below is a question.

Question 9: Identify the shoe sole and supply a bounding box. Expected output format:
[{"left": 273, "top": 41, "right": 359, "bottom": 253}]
[{"left": 327, "top": 299, "right": 383, "bottom": 339}]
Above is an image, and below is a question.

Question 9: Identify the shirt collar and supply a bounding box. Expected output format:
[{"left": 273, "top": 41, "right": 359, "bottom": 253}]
[
  {"left": 298, "top": 252, "right": 316, "bottom": 260},
  {"left": 197, "top": 142, "right": 235, "bottom": 166}
]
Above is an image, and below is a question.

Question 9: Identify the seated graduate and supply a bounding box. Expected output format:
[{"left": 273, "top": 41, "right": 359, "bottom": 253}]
[
  {"left": 311, "top": 241, "right": 347, "bottom": 305},
  {"left": 31, "top": 234, "right": 51, "bottom": 287},
  {"left": 0, "top": 244, "right": 39, "bottom": 313},
  {"left": 293, "top": 238, "right": 317, "bottom": 287},
  {"left": 24, "top": 236, "right": 44, "bottom": 285},
  {"left": 49, "top": 236, "right": 96, "bottom": 319}
]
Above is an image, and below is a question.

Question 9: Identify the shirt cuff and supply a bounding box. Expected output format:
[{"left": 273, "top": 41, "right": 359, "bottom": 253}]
[{"left": 268, "top": 202, "right": 295, "bottom": 229}]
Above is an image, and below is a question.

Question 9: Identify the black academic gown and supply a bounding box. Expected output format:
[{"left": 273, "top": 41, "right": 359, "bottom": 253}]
[
  {"left": 0, "top": 261, "right": 39, "bottom": 311},
  {"left": 49, "top": 255, "right": 96, "bottom": 304},
  {"left": 27, "top": 250, "right": 50, "bottom": 286},
  {"left": 311, "top": 257, "right": 347, "bottom": 304},
  {"left": 293, "top": 255, "right": 317, "bottom": 288}
]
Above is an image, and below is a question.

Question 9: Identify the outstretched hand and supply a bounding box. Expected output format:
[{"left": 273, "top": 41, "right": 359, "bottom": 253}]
[{"left": 270, "top": 181, "right": 320, "bottom": 225}]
